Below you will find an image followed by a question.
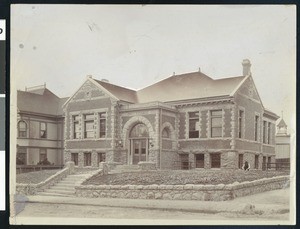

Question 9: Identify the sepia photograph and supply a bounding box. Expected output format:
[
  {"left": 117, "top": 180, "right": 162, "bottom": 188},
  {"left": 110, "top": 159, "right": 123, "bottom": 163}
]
[{"left": 10, "top": 4, "right": 296, "bottom": 225}]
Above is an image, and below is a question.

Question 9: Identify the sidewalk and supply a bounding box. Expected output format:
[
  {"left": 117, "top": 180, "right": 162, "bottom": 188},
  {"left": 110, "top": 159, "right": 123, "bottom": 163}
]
[{"left": 17, "top": 187, "right": 290, "bottom": 215}]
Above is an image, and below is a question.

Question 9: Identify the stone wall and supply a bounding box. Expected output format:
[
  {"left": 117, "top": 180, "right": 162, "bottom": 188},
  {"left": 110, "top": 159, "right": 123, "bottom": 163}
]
[{"left": 75, "top": 175, "right": 289, "bottom": 201}]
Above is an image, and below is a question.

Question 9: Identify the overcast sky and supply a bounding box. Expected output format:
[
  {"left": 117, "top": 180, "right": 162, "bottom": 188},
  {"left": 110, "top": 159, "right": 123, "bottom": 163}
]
[{"left": 11, "top": 4, "right": 296, "bottom": 132}]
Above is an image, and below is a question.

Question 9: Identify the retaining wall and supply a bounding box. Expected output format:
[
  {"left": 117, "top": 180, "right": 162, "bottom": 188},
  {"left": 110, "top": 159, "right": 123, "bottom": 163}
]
[{"left": 75, "top": 175, "right": 289, "bottom": 201}]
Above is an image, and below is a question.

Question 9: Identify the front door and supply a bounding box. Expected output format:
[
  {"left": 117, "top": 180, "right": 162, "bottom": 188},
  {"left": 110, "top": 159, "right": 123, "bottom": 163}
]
[{"left": 132, "top": 139, "right": 147, "bottom": 164}]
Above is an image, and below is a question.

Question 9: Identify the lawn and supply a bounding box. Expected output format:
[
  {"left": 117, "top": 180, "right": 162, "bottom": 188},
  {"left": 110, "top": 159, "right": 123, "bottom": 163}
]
[
  {"left": 16, "top": 170, "right": 60, "bottom": 184},
  {"left": 82, "top": 170, "right": 289, "bottom": 186}
]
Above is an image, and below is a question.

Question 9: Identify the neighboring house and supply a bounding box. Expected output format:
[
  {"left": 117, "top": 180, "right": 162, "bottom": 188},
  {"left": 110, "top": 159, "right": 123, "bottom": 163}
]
[
  {"left": 275, "top": 117, "right": 290, "bottom": 163},
  {"left": 62, "top": 59, "right": 279, "bottom": 170},
  {"left": 16, "top": 85, "right": 68, "bottom": 166}
]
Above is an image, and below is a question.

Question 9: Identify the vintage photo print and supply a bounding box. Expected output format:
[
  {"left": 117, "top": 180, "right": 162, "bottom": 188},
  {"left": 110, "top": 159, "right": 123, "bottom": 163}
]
[{"left": 10, "top": 4, "right": 296, "bottom": 225}]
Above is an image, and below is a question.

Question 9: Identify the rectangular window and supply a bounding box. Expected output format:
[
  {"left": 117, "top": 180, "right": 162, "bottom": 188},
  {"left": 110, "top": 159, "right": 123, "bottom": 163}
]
[
  {"left": 211, "top": 153, "right": 221, "bottom": 168},
  {"left": 238, "top": 154, "right": 243, "bottom": 169},
  {"left": 84, "top": 114, "right": 94, "bottom": 139},
  {"left": 180, "top": 154, "right": 189, "bottom": 170},
  {"left": 195, "top": 154, "right": 204, "bottom": 168},
  {"left": 238, "top": 110, "right": 244, "bottom": 138},
  {"left": 71, "top": 153, "right": 78, "bottom": 166},
  {"left": 40, "top": 122, "right": 47, "bottom": 138},
  {"left": 254, "top": 115, "right": 259, "bottom": 141},
  {"left": 39, "top": 148, "right": 47, "bottom": 162},
  {"left": 268, "top": 156, "right": 271, "bottom": 169},
  {"left": 73, "top": 115, "right": 80, "bottom": 139},
  {"left": 84, "top": 152, "right": 91, "bottom": 166},
  {"left": 97, "top": 153, "right": 106, "bottom": 165},
  {"left": 255, "top": 155, "right": 259, "bottom": 169},
  {"left": 267, "top": 122, "right": 271, "bottom": 144},
  {"left": 17, "top": 147, "right": 27, "bottom": 165},
  {"left": 263, "top": 121, "right": 267, "bottom": 143},
  {"left": 211, "top": 110, "right": 222, "bottom": 138},
  {"left": 99, "top": 112, "right": 106, "bottom": 138},
  {"left": 188, "top": 112, "right": 199, "bottom": 138},
  {"left": 262, "top": 156, "right": 267, "bottom": 170},
  {"left": 18, "top": 121, "right": 27, "bottom": 138}
]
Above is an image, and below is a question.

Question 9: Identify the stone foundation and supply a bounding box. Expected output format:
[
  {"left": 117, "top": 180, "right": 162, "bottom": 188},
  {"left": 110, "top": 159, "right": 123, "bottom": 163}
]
[
  {"left": 138, "top": 161, "right": 156, "bottom": 170},
  {"left": 75, "top": 175, "right": 289, "bottom": 201}
]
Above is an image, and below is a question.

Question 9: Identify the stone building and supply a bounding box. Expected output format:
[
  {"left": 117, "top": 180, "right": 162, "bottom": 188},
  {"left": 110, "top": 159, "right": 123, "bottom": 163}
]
[
  {"left": 275, "top": 117, "right": 290, "bottom": 164},
  {"left": 16, "top": 85, "right": 67, "bottom": 166},
  {"left": 62, "top": 59, "right": 279, "bottom": 170}
]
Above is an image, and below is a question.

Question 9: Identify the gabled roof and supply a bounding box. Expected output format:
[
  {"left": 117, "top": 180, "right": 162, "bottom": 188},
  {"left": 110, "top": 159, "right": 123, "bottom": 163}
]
[
  {"left": 94, "top": 79, "right": 138, "bottom": 103},
  {"left": 17, "top": 88, "right": 68, "bottom": 116},
  {"left": 277, "top": 118, "right": 287, "bottom": 127},
  {"left": 137, "top": 72, "right": 245, "bottom": 103},
  {"left": 91, "top": 72, "right": 246, "bottom": 103}
]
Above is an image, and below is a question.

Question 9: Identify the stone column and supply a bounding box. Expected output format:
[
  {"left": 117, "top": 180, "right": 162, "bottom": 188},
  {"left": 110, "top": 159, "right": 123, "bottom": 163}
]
[
  {"left": 66, "top": 161, "right": 75, "bottom": 174},
  {"left": 204, "top": 153, "right": 210, "bottom": 169},
  {"left": 91, "top": 150, "right": 98, "bottom": 167},
  {"left": 78, "top": 152, "right": 84, "bottom": 168},
  {"left": 189, "top": 153, "right": 195, "bottom": 169}
]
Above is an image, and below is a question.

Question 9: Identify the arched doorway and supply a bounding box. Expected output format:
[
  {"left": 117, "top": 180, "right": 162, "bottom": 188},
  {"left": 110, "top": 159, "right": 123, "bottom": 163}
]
[{"left": 129, "top": 123, "right": 149, "bottom": 164}]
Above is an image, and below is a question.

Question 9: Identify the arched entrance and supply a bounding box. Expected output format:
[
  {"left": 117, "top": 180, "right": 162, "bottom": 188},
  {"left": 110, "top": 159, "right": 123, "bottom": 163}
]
[{"left": 129, "top": 123, "right": 149, "bottom": 164}]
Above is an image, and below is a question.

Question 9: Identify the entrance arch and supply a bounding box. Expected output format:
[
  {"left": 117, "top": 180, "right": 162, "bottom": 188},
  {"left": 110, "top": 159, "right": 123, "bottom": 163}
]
[
  {"left": 122, "top": 116, "right": 155, "bottom": 165},
  {"left": 130, "top": 123, "right": 148, "bottom": 164}
]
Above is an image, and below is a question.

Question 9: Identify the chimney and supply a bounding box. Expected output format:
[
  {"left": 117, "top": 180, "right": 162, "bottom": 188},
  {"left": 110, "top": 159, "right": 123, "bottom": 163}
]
[{"left": 242, "top": 59, "right": 251, "bottom": 76}]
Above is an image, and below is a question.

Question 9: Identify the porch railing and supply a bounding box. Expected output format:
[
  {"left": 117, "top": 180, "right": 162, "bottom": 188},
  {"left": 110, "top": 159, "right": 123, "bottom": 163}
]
[{"left": 263, "top": 162, "right": 290, "bottom": 171}]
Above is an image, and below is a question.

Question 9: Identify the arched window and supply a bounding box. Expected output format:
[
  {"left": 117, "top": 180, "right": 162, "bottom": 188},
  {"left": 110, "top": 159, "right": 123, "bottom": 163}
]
[
  {"left": 130, "top": 123, "right": 149, "bottom": 138},
  {"left": 162, "top": 127, "right": 170, "bottom": 138},
  {"left": 18, "top": 121, "right": 27, "bottom": 138}
]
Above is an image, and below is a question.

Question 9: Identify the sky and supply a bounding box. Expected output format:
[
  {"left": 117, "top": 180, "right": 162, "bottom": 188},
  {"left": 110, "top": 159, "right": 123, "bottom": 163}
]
[{"left": 11, "top": 4, "right": 296, "bottom": 133}]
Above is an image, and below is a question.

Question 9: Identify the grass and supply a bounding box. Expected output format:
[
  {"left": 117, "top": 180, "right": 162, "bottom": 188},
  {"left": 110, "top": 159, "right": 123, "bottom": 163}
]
[
  {"left": 82, "top": 170, "right": 289, "bottom": 186},
  {"left": 16, "top": 170, "right": 60, "bottom": 184}
]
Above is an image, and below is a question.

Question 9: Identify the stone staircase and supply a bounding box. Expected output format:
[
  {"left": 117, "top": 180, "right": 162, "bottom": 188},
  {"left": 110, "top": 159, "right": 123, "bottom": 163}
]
[{"left": 37, "top": 174, "right": 90, "bottom": 197}]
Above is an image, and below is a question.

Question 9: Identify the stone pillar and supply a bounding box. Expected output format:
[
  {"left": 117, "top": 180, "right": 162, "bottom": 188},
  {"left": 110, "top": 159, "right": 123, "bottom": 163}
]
[
  {"left": 204, "top": 153, "right": 210, "bottom": 169},
  {"left": 91, "top": 150, "right": 98, "bottom": 167},
  {"left": 78, "top": 152, "right": 84, "bottom": 168},
  {"left": 99, "top": 162, "right": 109, "bottom": 174},
  {"left": 258, "top": 154, "right": 263, "bottom": 170},
  {"left": 221, "top": 151, "right": 237, "bottom": 169},
  {"left": 66, "top": 161, "right": 75, "bottom": 174},
  {"left": 189, "top": 153, "right": 195, "bottom": 169},
  {"left": 106, "top": 150, "right": 114, "bottom": 163}
]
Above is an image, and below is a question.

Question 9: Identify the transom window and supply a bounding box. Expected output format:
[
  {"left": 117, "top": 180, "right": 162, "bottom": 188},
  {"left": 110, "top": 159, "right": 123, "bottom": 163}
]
[
  {"left": 84, "top": 114, "right": 94, "bottom": 139},
  {"left": 211, "top": 110, "right": 222, "bottom": 138},
  {"left": 18, "top": 121, "right": 27, "bottom": 138},
  {"left": 189, "top": 112, "right": 199, "bottom": 138},
  {"left": 130, "top": 123, "right": 149, "bottom": 138},
  {"left": 40, "top": 122, "right": 47, "bottom": 138}
]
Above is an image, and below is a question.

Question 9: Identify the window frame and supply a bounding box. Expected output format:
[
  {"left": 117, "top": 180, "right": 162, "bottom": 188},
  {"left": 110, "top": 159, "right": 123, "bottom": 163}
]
[
  {"left": 39, "top": 148, "right": 47, "bottom": 161},
  {"left": 73, "top": 115, "right": 80, "bottom": 139},
  {"left": 84, "top": 152, "right": 92, "bottom": 166},
  {"left": 238, "top": 109, "right": 244, "bottom": 139},
  {"left": 195, "top": 154, "right": 204, "bottom": 168},
  {"left": 18, "top": 120, "right": 27, "bottom": 138},
  {"left": 210, "top": 110, "right": 222, "bottom": 138},
  {"left": 40, "top": 122, "right": 47, "bottom": 139},
  {"left": 188, "top": 111, "right": 199, "bottom": 139},
  {"left": 99, "top": 112, "right": 106, "bottom": 138},
  {"left": 210, "top": 153, "right": 221, "bottom": 168},
  {"left": 84, "top": 114, "right": 94, "bottom": 139},
  {"left": 263, "top": 121, "right": 267, "bottom": 144},
  {"left": 254, "top": 115, "right": 259, "bottom": 141},
  {"left": 17, "top": 147, "right": 27, "bottom": 165},
  {"left": 254, "top": 155, "right": 259, "bottom": 169},
  {"left": 71, "top": 153, "right": 78, "bottom": 166}
]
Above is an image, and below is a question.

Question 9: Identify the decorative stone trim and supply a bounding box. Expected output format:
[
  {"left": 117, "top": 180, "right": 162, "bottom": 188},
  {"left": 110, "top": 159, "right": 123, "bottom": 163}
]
[
  {"left": 75, "top": 176, "right": 289, "bottom": 201},
  {"left": 230, "top": 104, "right": 237, "bottom": 150},
  {"left": 161, "top": 122, "right": 176, "bottom": 149}
]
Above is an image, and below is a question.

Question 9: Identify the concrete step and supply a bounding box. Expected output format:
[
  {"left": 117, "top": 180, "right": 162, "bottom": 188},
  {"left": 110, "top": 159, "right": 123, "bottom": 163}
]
[
  {"left": 49, "top": 186, "right": 75, "bottom": 191},
  {"left": 44, "top": 189, "right": 75, "bottom": 195},
  {"left": 36, "top": 192, "right": 74, "bottom": 197}
]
